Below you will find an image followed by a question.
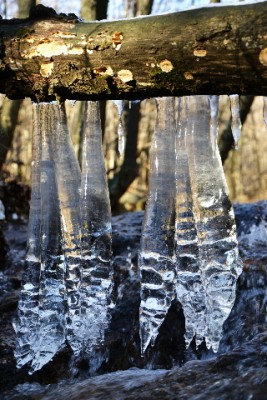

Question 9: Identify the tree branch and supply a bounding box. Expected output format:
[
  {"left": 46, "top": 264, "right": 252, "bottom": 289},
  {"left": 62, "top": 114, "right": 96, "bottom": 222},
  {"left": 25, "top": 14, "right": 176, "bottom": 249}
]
[{"left": 0, "top": 3, "right": 266, "bottom": 101}]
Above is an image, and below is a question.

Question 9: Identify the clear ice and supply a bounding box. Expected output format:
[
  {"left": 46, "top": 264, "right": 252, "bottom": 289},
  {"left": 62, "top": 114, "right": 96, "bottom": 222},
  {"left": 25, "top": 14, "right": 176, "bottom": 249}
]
[
  {"left": 15, "top": 93, "right": 243, "bottom": 371},
  {"left": 49, "top": 103, "right": 83, "bottom": 356},
  {"left": 113, "top": 100, "right": 126, "bottom": 156},
  {"left": 183, "top": 96, "right": 242, "bottom": 351},
  {"left": 209, "top": 95, "right": 219, "bottom": 154},
  {"left": 79, "top": 101, "right": 113, "bottom": 353},
  {"left": 14, "top": 104, "right": 42, "bottom": 368},
  {"left": 175, "top": 98, "right": 206, "bottom": 348},
  {"left": 140, "top": 95, "right": 242, "bottom": 353},
  {"left": 139, "top": 97, "right": 177, "bottom": 354},
  {"left": 229, "top": 94, "right": 242, "bottom": 149},
  {"left": 30, "top": 104, "right": 67, "bottom": 373},
  {"left": 14, "top": 101, "right": 113, "bottom": 372}
]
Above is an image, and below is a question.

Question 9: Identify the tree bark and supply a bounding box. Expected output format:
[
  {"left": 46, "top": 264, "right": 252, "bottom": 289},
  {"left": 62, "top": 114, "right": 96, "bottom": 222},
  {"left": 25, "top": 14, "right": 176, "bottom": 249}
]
[{"left": 0, "top": 2, "right": 266, "bottom": 101}]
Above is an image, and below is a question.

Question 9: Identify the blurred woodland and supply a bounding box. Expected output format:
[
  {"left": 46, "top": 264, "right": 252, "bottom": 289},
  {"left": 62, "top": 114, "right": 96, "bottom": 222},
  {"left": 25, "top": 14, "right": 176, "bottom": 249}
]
[{"left": 0, "top": 0, "right": 267, "bottom": 218}]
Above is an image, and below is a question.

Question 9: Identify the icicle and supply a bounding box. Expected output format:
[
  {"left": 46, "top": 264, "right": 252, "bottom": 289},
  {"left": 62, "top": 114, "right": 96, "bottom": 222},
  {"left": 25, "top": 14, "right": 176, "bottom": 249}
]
[
  {"left": 79, "top": 101, "right": 113, "bottom": 354},
  {"left": 113, "top": 100, "right": 126, "bottom": 156},
  {"left": 185, "top": 95, "right": 242, "bottom": 352},
  {"left": 174, "top": 98, "right": 206, "bottom": 348},
  {"left": 69, "top": 100, "right": 76, "bottom": 107},
  {"left": 209, "top": 95, "right": 219, "bottom": 155},
  {"left": 14, "top": 104, "right": 42, "bottom": 368},
  {"left": 139, "top": 97, "right": 176, "bottom": 354},
  {"left": 49, "top": 103, "right": 83, "bottom": 356},
  {"left": 263, "top": 96, "right": 267, "bottom": 126},
  {"left": 30, "top": 104, "right": 66, "bottom": 373},
  {"left": 229, "top": 94, "right": 242, "bottom": 149}
]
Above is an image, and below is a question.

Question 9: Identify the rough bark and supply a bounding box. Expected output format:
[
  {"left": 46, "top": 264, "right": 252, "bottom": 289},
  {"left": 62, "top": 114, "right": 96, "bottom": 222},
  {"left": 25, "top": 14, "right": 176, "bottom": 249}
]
[{"left": 0, "top": 2, "right": 266, "bottom": 101}]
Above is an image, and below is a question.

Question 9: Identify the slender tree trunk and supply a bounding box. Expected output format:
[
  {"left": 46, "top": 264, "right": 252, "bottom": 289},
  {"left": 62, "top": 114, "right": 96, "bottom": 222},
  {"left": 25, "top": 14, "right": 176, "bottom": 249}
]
[
  {"left": 81, "top": 0, "right": 108, "bottom": 21},
  {"left": 136, "top": 0, "right": 153, "bottom": 15},
  {"left": 17, "top": 0, "right": 36, "bottom": 18},
  {"left": 0, "top": 0, "right": 37, "bottom": 171},
  {"left": 0, "top": 98, "right": 21, "bottom": 170}
]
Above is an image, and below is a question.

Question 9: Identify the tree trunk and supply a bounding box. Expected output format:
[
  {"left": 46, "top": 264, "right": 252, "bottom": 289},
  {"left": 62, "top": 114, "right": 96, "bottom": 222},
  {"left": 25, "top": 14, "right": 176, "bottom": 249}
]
[
  {"left": 80, "top": 0, "right": 108, "bottom": 21},
  {"left": 17, "top": 0, "right": 36, "bottom": 18},
  {"left": 0, "top": 0, "right": 37, "bottom": 171},
  {"left": 0, "top": 2, "right": 266, "bottom": 101},
  {"left": 0, "top": 98, "right": 21, "bottom": 170}
]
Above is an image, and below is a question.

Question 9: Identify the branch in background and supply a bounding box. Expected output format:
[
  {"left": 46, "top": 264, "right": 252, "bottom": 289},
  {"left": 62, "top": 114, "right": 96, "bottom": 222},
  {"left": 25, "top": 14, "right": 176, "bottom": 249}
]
[
  {"left": 0, "top": 2, "right": 266, "bottom": 101},
  {"left": 219, "top": 96, "right": 254, "bottom": 164}
]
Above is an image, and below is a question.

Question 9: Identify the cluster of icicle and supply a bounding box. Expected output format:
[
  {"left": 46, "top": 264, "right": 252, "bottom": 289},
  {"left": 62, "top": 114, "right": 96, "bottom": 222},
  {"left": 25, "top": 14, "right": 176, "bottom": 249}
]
[
  {"left": 14, "top": 95, "right": 245, "bottom": 374},
  {"left": 139, "top": 95, "right": 243, "bottom": 354},
  {"left": 13, "top": 102, "right": 113, "bottom": 374}
]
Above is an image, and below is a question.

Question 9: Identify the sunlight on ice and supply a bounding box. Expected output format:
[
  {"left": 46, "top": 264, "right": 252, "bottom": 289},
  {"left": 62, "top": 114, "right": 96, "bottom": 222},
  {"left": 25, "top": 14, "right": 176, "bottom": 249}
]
[
  {"left": 139, "top": 95, "right": 242, "bottom": 354},
  {"left": 209, "top": 95, "right": 219, "bottom": 155},
  {"left": 14, "top": 101, "right": 113, "bottom": 372},
  {"left": 185, "top": 96, "right": 242, "bottom": 351},
  {"left": 14, "top": 104, "right": 43, "bottom": 369},
  {"left": 229, "top": 94, "right": 242, "bottom": 149},
  {"left": 175, "top": 97, "right": 206, "bottom": 348},
  {"left": 139, "top": 97, "right": 177, "bottom": 354},
  {"left": 113, "top": 100, "right": 126, "bottom": 156},
  {"left": 79, "top": 101, "right": 113, "bottom": 354}
]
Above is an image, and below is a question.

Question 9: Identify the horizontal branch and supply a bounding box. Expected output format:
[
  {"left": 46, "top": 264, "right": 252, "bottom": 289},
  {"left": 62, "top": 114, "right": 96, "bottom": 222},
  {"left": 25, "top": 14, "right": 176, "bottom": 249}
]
[{"left": 0, "top": 2, "right": 266, "bottom": 101}]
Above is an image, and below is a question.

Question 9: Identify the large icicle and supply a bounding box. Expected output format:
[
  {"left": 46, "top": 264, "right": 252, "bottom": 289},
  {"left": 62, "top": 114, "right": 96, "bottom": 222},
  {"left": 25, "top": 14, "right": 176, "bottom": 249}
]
[
  {"left": 139, "top": 97, "right": 176, "bottom": 354},
  {"left": 49, "top": 103, "right": 83, "bottom": 356},
  {"left": 186, "top": 95, "right": 242, "bottom": 351},
  {"left": 174, "top": 98, "right": 206, "bottom": 348},
  {"left": 229, "top": 94, "right": 242, "bottom": 149},
  {"left": 79, "top": 101, "right": 113, "bottom": 354},
  {"left": 30, "top": 104, "right": 66, "bottom": 373},
  {"left": 14, "top": 104, "right": 42, "bottom": 368}
]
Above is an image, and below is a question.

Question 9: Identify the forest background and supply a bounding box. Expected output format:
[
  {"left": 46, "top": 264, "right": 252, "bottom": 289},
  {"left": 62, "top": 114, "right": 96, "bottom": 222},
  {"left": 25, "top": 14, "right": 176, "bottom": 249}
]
[{"left": 0, "top": 0, "right": 267, "bottom": 217}]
